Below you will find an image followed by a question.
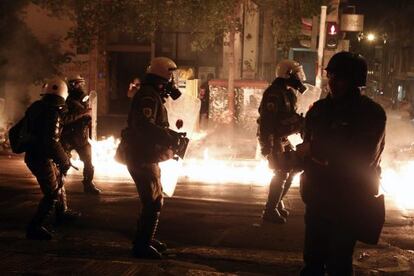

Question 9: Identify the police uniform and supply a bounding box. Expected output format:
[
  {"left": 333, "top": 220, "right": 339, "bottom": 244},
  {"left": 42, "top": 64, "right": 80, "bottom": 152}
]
[
  {"left": 258, "top": 77, "right": 303, "bottom": 223},
  {"left": 300, "top": 91, "right": 386, "bottom": 275},
  {"left": 61, "top": 86, "right": 100, "bottom": 194},
  {"left": 25, "top": 93, "right": 76, "bottom": 240},
  {"left": 125, "top": 73, "right": 177, "bottom": 258}
]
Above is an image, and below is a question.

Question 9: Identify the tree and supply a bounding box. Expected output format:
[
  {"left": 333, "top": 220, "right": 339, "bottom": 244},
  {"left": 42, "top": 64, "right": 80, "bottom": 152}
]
[
  {"left": 0, "top": 0, "right": 65, "bottom": 84},
  {"left": 189, "top": 0, "right": 325, "bottom": 124},
  {"left": 188, "top": 0, "right": 244, "bottom": 126},
  {"left": 33, "top": 0, "right": 324, "bottom": 125},
  {"left": 256, "top": 0, "right": 326, "bottom": 58},
  {"left": 34, "top": 0, "right": 196, "bottom": 57},
  {"left": 36, "top": 0, "right": 244, "bottom": 124}
]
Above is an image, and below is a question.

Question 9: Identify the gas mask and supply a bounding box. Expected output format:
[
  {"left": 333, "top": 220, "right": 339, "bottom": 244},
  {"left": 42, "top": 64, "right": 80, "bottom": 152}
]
[
  {"left": 69, "top": 86, "right": 89, "bottom": 102},
  {"left": 81, "top": 93, "right": 90, "bottom": 103},
  {"left": 162, "top": 74, "right": 182, "bottom": 100},
  {"left": 286, "top": 68, "right": 307, "bottom": 94}
]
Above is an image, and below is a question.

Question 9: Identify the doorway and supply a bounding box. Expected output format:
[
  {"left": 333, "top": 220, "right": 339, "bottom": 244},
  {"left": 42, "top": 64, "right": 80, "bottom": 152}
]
[{"left": 108, "top": 51, "right": 151, "bottom": 114}]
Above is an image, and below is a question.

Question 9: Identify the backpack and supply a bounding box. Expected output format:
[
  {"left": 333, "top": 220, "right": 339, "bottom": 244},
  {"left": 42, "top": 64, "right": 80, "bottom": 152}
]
[{"left": 8, "top": 115, "right": 33, "bottom": 154}]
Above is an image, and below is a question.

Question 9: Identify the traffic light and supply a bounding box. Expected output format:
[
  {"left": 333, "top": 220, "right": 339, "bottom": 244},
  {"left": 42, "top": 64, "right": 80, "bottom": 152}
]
[{"left": 326, "top": 22, "right": 339, "bottom": 49}]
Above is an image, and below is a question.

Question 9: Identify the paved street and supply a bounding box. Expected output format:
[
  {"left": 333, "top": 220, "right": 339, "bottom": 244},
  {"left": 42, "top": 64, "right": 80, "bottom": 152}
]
[{"left": 1, "top": 155, "right": 414, "bottom": 275}]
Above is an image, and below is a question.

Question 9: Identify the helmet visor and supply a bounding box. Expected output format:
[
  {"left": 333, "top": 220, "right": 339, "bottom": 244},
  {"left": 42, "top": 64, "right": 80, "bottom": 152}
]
[
  {"left": 172, "top": 70, "right": 180, "bottom": 83},
  {"left": 295, "top": 66, "right": 306, "bottom": 82}
]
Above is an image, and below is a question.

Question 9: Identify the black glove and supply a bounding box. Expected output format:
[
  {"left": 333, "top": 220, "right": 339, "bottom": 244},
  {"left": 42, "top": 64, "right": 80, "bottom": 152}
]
[
  {"left": 59, "top": 160, "right": 71, "bottom": 176},
  {"left": 176, "top": 132, "right": 187, "bottom": 146},
  {"left": 169, "top": 130, "right": 186, "bottom": 147}
]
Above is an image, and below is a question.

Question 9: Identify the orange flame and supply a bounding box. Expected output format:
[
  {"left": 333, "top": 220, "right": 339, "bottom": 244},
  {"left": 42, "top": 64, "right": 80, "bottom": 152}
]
[{"left": 69, "top": 137, "right": 414, "bottom": 211}]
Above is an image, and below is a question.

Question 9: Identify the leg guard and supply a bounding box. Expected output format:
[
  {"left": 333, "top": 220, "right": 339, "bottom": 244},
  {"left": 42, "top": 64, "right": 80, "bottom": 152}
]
[
  {"left": 25, "top": 159, "right": 59, "bottom": 240},
  {"left": 133, "top": 211, "right": 162, "bottom": 259},
  {"left": 128, "top": 162, "right": 164, "bottom": 258},
  {"left": 78, "top": 144, "right": 101, "bottom": 195},
  {"left": 263, "top": 171, "right": 287, "bottom": 224},
  {"left": 133, "top": 196, "right": 163, "bottom": 259},
  {"left": 26, "top": 195, "right": 56, "bottom": 240},
  {"left": 149, "top": 196, "right": 167, "bottom": 252},
  {"left": 265, "top": 173, "right": 285, "bottom": 211},
  {"left": 277, "top": 171, "right": 296, "bottom": 217},
  {"left": 55, "top": 186, "right": 81, "bottom": 225}
]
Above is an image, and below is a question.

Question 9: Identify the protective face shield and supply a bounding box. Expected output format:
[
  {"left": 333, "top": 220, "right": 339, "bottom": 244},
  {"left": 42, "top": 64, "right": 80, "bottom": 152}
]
[
  {"left": 67, "top": 74, "right": 85, "bottom": 82},
  {"left": 276, "top": 59, "right": 307, "bottom": 94},
  {"left": 43, "top": 78, "right": 69, "bottom": 100},
  {"left": 67, "top": 74, "right": 86, "bottom": 89},
  {"left": 147, "top": 57, "right": 178, "bottom": 81}
]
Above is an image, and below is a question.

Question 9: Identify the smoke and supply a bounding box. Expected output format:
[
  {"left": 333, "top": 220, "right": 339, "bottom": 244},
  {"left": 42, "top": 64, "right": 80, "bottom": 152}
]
[
  {"left": 382, "top": 110, "right": 414, "bottom": 168},
  {"left": 0, "top": 1, "right": 64, "bottom": 125}
]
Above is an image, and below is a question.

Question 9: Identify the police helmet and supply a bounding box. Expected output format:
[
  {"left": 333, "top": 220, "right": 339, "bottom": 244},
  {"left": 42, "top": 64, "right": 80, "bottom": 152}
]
[
  {"left": 325, "top": 51, "right": 367, "bottom": 87},
  {"left": 147, "top": 57, "right": 177, "bottom": 81},
  {"left": 276, "top": 59, "right": 307, "bottom": 93},
  {"left": 276, "top": 59, "right": 306, "bottom": 81},
  {"left": 44, "top": 78, "right": 68, "bottom": 100}
]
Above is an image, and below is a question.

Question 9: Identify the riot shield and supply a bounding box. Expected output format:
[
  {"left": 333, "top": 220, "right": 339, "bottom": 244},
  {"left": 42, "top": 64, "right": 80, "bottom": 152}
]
[
  {"left": 296, "top": 84, "right": 321, "bottom": 116},
  {"left": 160, "top": 89, "right": 201, "bottom": 197}
]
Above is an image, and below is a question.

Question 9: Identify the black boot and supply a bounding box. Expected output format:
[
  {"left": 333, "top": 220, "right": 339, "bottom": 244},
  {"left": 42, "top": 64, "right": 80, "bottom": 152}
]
[
  {"left": 83, "top": 164, "right": 101, "bottom": 195},
  {"left": 277, "top": 200, "right": 289, "bottom": 218},
  {"left": 277, "top": 171, "right": 294, "bottom": 218},
  {"left": 263, "top": 174, "right": 286, "bottom": 224},
  {"left": 151, "top": 239, "right": 167, "bottom": 253},
  {"left": 262, "top": 209, "right": 287, "bottom": 224},
  {"left": 55, "top": 187, "right": 81, "bottom": 225},
  {"left": 133, "top": 244, "right": 162, "bottom": 259},
  {"left": 132, "top": 212, "right": 162, "bottom": 259},
  {"left": 56, "top": 209, "right": 82, "bottom": 225},
  {"left": 26, "top": 225, "right": 53, "bottom": 240},
  {"left": 83, "top": 180, "right": 101, "bottom": 195},
  {"left": 26, "top": 196, "right": 55, "bottom": 240}
]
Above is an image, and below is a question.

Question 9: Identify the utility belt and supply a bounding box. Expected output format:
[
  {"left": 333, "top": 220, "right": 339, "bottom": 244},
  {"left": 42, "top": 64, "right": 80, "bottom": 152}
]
[
  {"left": 304, "top": 155, "right": 382, "bottom": 197},
  {"left": 115, "top": 128, "right": 189, "bottom": 164}
]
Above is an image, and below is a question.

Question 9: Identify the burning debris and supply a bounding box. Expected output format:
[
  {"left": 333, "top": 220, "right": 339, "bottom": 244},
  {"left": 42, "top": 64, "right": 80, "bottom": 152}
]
[{"left": 68, "top": 130, "right": 414, "bottom": 213}]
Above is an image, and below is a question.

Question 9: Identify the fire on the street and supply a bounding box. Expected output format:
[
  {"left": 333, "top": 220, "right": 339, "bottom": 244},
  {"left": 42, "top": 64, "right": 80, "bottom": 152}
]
[
  {"left": 71, "top": 137, "right": 414, "bottom": 211},
  {"left": 381, "top": 161, "right": 414, "bottom": 211}
]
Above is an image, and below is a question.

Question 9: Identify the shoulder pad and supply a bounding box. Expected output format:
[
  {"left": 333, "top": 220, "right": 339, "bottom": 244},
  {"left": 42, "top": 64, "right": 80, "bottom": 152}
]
[
  {"left": 360, "top": 95, "right": 386, "bottom": 121},
  {"left": 307, "top": 98, "right": 330, "bottom": 116}
]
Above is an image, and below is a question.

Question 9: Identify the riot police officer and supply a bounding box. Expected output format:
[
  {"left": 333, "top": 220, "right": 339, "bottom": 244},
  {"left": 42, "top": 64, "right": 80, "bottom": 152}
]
[
  {"left": 62, "top": 75, "right": 101, "bottom": 195},
  {"left": 124, "top": 57, "right": 182, "bottom": 259},
  {"left": 25, "top": 78, "right": 81, "bottom": 240},
  {"left": 257, "top": 59, "right": 307, "bottom": 223},
  {"left": 299, "top": 52, "right": 386, "bottom": 275}
]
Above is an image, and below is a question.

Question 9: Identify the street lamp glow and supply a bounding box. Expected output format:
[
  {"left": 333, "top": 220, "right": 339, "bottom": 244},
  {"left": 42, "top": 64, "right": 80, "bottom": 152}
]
[{"left": 366, "top": 33, "right": 376, "bottom": 41}]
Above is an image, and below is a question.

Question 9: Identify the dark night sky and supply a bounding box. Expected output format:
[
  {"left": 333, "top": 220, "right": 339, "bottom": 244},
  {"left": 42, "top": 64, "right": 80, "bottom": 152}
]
[{"left": 347, "top": 0, "right": 411, "bottom": 31}]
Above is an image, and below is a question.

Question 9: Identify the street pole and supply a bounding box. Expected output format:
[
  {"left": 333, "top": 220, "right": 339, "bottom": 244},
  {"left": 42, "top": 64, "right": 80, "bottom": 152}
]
[
  {"left": 90, "top": 90, "right": 97, "bottom": 140},
  {"left": 316, "top": 6, "right": 327, "bottom": 89}
]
